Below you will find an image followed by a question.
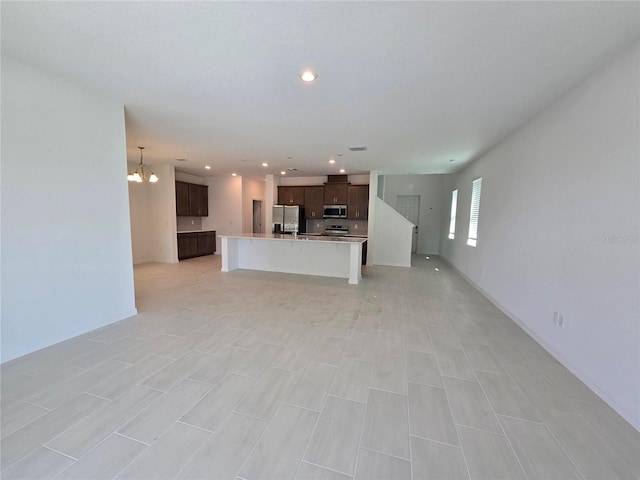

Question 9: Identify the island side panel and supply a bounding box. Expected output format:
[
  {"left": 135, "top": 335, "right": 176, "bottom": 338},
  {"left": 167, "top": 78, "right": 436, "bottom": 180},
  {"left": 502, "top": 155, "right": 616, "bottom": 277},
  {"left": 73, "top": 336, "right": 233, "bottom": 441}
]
[
  {"left": 348, "top": 242, "right": 363, "bottom": 284},
  {"left": 235, "top": 237, "right": 353, "bottom": 279},
  {"left": 221, "top": 236, "right": 240, "bottom": 272}
]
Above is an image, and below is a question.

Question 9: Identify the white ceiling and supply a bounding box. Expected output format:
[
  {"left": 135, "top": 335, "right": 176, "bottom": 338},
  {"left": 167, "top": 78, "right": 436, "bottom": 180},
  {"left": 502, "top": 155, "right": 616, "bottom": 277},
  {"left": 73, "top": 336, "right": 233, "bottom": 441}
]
[{"left": 2, "top": 1, "right": 639, "bottom": 178}]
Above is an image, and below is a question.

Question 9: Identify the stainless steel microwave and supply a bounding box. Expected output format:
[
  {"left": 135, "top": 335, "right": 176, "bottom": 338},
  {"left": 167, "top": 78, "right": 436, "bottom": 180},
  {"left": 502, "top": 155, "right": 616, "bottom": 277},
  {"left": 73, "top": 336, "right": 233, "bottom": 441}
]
[{"left": 323, "top": 205, "right": 347, "bottom": 218}]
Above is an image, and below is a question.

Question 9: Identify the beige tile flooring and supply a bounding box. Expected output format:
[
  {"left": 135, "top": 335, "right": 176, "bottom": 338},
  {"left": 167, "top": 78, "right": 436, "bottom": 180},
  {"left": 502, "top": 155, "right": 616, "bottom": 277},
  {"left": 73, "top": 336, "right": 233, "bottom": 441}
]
[{"left": 1, "top": 254, "right": 638, "bottom": 479}]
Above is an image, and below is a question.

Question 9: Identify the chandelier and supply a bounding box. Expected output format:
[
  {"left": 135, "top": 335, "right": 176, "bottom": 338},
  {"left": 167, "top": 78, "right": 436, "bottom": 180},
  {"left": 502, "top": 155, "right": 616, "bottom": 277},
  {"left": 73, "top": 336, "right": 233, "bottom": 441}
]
[{"left": 127, "top": 146, "right": 158, "bottom": 183}]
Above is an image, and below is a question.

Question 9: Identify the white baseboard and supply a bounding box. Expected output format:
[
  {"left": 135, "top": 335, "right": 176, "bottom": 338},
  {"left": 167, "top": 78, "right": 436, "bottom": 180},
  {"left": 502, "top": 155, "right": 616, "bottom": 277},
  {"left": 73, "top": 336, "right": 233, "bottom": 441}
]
[
  {"left": 373, "top": 261, "right": 412, "bottom": 268},
  {"left": 440, "top": 256, "right": 640, "bottom": 431}
]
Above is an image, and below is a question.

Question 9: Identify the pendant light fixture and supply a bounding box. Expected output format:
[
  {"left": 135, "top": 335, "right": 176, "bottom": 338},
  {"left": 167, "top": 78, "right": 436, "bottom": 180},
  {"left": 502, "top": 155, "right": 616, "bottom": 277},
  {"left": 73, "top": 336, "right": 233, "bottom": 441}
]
[{"left": 127, "top": 146, "right": 159, "bottom": 183}]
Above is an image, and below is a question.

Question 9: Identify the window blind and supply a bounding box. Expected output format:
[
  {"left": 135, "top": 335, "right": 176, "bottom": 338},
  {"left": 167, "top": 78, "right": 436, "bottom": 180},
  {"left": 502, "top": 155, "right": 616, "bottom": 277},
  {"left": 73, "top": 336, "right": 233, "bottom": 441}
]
[
  {"left": 467, "top": 177, "right": 482, "bottom": 247},
  {"left": 448, "top": 189, "right": 458, "bottom": 239}
]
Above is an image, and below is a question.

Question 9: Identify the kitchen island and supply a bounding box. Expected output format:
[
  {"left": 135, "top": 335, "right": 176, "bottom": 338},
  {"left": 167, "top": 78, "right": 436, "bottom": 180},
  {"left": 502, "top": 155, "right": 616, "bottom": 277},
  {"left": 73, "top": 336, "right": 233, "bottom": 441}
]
[{"left": 220, "top": 233, "right": 367, "bottom": 284}]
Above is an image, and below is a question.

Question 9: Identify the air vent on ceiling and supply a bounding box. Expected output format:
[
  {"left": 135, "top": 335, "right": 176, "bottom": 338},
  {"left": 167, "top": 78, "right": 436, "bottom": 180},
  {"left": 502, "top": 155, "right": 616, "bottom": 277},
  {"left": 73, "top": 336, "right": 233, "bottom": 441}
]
[
  {"left": 287, "top": 168, "right": 298, "bottom": 172},
  {"left": 348, "top": 146, "right": 368, "bottom": 152},
  {"left": 175, "top": 158, "right": 188, "bottom": 162}
]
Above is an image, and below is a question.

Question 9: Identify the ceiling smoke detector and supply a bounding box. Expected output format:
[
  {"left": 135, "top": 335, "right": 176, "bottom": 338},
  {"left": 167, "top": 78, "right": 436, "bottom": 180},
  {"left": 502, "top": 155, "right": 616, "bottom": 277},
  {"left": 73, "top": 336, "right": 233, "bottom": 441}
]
[{"left": 348, "top": 146, "right": 368, "bottom": 152}]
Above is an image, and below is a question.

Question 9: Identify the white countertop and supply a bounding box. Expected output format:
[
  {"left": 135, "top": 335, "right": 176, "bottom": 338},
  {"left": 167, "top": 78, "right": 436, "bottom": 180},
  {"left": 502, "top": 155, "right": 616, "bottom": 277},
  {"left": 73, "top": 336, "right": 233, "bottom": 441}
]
[{"left": 219, "top": 233, "right": 367, "bottom": 244}]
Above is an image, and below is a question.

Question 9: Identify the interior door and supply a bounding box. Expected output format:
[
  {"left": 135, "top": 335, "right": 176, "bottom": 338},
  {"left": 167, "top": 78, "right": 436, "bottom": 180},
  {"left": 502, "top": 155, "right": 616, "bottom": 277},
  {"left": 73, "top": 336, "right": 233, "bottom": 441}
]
[
  {"left": 253, "top": 200, "right": 263, "bottom": 233},
  {"left": 396, "top": 195, "right": 420, "bottom": 253}
]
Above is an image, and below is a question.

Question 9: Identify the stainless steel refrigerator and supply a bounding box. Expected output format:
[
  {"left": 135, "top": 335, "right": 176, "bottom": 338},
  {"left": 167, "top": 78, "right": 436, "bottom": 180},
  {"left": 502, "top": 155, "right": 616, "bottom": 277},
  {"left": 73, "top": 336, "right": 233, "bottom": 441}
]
[{"left": 272, "top": 205, "right": 305, "bottom": 234}]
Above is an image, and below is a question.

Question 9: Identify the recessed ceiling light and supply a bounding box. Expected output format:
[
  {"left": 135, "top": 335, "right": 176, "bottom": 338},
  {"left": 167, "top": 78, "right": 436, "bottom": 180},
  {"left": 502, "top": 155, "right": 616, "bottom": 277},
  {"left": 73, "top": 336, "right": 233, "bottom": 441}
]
[
  {"left": 205, "top": 165, "right": 211, "bottom": 169},
  {"left": 280, "top": 171, "right": 286, "bottom": 175},
  {"left": 231, "top": 173, "right": 237, "bottom": 176},
  {"left": 300, "top": 70, "right": 317, "bottom": 82},
  {"left": 262, "top": 162, "right": 268, "bottom": 167},
  {"left": 339, "top": 169, "right": 346, "bottom": 173},
  {"left": 329, "top": 159, "right": 335, "bottom": 164}
]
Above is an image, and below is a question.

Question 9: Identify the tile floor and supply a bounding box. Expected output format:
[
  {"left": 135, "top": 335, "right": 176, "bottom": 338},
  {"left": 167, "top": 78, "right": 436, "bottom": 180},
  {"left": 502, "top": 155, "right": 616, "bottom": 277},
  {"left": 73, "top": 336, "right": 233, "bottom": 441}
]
[{"left": 1, "top": 254, "right": 638, "bottom": 479}]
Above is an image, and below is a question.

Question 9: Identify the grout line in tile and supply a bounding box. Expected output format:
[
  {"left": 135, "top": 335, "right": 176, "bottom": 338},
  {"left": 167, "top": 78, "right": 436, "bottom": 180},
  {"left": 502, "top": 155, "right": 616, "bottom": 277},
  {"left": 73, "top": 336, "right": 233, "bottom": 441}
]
[
  {"left": 366, "top": 386, "right": 408, "bottom": 398},
  {"left": 23, "top": 400, "right": 52, "bottom": 411},
  {"left": 83, "top": 391, "right": 112, "bottom": 402},
  {"left": 433, "top": 343, "right": 473, "bottom": 480},
  {"left": 325, "top": 393, "right": 367, "bottom": 405},
  {"left": 114, "top": 431, "right": 151, "bottom": 446},
  {"left": 300, "top": 459, "right": 354, "bottom": 478},
  {"left": 409, "top": 434, "right": 463, "bottom": 450},
  {"left": 43, "top": 445, "right": 79, "bottom": 461},
  {"left": 358, "top": 445, "right": 410, "bottom": 463},
  {"left": 461, "top": 345, "right": 530, "bottom": 480},
  {"left": 175, "top": 419, "right": 215, "bottom": 434}
]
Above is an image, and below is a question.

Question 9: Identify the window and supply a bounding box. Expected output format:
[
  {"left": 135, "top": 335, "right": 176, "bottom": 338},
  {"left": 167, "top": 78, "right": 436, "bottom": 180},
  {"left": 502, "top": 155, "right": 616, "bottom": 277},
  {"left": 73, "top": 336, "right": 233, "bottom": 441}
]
[
  {"left": 448, "top": 189, "right": 458, "bottom": 239},
  {"left": 467, "top": 177, "right": 482, "bottom": 247}
]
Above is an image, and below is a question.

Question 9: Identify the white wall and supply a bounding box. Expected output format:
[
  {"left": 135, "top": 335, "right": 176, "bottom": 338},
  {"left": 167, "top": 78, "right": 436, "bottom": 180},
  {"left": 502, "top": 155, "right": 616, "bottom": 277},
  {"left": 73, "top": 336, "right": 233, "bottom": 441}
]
[
  {"left": 439, "top": 43, "right": 640, "bottom": 427},
  {"left": 383, "top": 174, "right": 444, "bottom": 254},
  {"left": 129, "top": 163, "right": 177, "bottom": 264},
  {"left": 175, "top": 171, "right": 207, "bottom": 185},
  {"left": 128, "top": 162, "right": 154, "bottom": 264},
  {"left": 203, "top": 176, "right": 243, "bottom": 253},
  {"left": 372, "top": 197, "right": 414, "bottom": 268},
  {"left": 1, "top": 56, "right": 137, "bottom": 362},
  {"left": 242, "top": 177, "right": 266, "bottom": 233}
]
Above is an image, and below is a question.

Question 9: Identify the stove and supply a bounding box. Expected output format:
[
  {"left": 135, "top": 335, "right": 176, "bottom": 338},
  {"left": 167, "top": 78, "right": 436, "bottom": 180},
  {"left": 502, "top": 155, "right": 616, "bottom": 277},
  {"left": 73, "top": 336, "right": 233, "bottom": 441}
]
[{"left": 323, "top": 225, "right": 349, "bottom": 236}]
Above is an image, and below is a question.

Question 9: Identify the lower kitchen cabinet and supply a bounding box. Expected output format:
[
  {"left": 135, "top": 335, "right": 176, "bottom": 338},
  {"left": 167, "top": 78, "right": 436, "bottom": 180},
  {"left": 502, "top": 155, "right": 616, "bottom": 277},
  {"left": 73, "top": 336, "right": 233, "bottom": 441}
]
[{"left": 178, "top": 231, "right": 216, "bottom": 260}]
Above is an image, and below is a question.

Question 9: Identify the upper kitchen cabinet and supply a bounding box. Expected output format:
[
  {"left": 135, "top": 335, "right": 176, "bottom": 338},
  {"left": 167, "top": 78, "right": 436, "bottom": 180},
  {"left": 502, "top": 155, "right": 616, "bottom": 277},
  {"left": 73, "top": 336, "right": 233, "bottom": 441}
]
[
  {"left": 324, "top": 183, "right": 348, "bottom": 205},
  {"left": 278, "top": 186, "right": 305, "bottom": 205},
  {"left": 190, "top": 183, "right": 208, "bottom": 216},
  {"left": 175, "top": 181, "right": 208, "bottom": 216},
  {"left": 175, "top": 181, "right": 190, "bottom": 216},
  {"left": 347, "top": 185, "right": 369, "bottom": 220},
  {"left": 304, "top": 186, "right": 324, "bottom": 219}
]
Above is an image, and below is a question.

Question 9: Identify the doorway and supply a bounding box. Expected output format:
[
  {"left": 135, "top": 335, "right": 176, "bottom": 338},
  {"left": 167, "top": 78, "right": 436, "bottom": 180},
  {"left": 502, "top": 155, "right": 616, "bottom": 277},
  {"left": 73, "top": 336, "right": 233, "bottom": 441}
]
[
  {"left": 253, "top": 200, "right": 263, "bottom": 233},
  {"left": 396, "top": 195, "right": 420, "bottom": 253}
]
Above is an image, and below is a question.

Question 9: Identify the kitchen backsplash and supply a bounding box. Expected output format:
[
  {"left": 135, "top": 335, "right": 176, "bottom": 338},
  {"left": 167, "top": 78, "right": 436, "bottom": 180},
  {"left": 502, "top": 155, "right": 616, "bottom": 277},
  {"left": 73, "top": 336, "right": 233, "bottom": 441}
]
[
  {"left": 177, "top": 217, "right": 202, "bottom": 231},
  {"left": 305, "top": 219, "right": 368, "bottom": 235}
]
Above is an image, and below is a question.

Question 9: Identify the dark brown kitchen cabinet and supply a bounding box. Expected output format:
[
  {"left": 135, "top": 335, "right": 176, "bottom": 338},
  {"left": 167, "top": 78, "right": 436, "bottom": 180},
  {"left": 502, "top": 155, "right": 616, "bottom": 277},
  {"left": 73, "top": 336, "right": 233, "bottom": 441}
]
[
  {"left": 177, "top": 233, "right": 198, "bottom": 260},
  {"left": 347, "top": 185, "right": 369, "bottom": 220},
  {"left": 304, "top": 186, "right": 324, "bottom": 219},
  {"left": 278, "top": 186, "right": 305, "bottom": 205},
  {"left": 196, "top": 231, "right": 216, "bottom": 255},
  {"left": 175, "top": 181, "right": 190, "bottom": 216},
  {"left": 323, "top": 183, "right": 348, "bottom": 205},
  {"left": 190, "top": 184, "right": 209, "bottom": 216},
  {"left": 178, "top": 230, "right": 216, "bottom": 260},
  {"left": 175, "top": 181, "right": 208, "bottom": 217}
]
